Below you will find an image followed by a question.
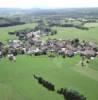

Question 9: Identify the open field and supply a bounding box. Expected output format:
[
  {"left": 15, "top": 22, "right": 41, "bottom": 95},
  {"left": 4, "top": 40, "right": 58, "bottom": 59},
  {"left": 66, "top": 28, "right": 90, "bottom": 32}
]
[
  {"left": 0, "top": 22, "right": 98, "bottom": 43},
  {"left": 43, "top": 22, "right": 98, "bottom": 43},
  {"left": 0, "top": 22, "right": 98, "bottom": 100},
  {"left": 0, "top": 55, "right": 98, "bottom": 100}
]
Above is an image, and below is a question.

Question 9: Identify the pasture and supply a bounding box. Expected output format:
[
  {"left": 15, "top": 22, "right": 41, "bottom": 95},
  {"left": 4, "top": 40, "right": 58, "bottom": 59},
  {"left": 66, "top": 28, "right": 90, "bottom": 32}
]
[
  {"left": 0, "top": 22, "right": 98, "bottom": 100},
  {"left": 0, "top": 56, "right": 98, "bottom": 100},
  {"left": 0, "top": 23, "right": 36, "bottom": 43},
  {"left": 43, "top": 22, "right": 98, "bottom": 43}
]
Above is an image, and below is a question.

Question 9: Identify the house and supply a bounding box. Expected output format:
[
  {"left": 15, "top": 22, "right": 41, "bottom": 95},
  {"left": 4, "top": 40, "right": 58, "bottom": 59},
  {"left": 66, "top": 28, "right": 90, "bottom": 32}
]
[
  {"left": 8, "top": 53, "right": 16, "bottom": 61},
  {"left": 33, "top": 30, "right": 41, "bottom": 36},
  {"left": 26, "top": 32, "right": 33, "bottom": 38},
  {"left": 80, "top": 50, "right": 96, "bottom": 58},
  {"left": 65, "top": 49, "right": 74, "bottom": 57},
  {"left": 0, "top": 42, "right": 3, "bottom": 50},
  {"left": 8, "top": 40, "right": 22, "bottom": 50},
  {"left": 0, "top": 51, "right": 2, "bottom": 58}
]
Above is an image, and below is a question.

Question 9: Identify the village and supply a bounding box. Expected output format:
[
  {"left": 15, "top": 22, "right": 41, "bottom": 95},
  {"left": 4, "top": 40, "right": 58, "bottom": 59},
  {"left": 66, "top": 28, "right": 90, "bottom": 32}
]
[{"left": 0, "top": 26, "right": 98, "bottom": 66}]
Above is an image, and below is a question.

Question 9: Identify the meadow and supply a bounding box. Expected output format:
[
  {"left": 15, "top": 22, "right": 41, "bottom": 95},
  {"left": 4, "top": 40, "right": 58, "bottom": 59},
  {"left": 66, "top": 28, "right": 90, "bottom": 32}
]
[
  {"left": 0, "top": 23, "right": 36, "bottom": 43},
  {"left": 43, "top": 23, "right": 98, "bottom": 43},
  {"left": 0, "top": 22, "right": 98, "bottom": 100}
]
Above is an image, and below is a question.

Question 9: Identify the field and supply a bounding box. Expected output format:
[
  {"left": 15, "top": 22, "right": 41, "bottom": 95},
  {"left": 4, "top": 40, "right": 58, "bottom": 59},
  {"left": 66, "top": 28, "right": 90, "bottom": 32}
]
[
  {"left": 43, "top": 23, "right": 98, "bottom": 43},
  {"left": 0, "top": 22, "right": 98, "bottom": 100},
  {"left": 0, "top": 23, "right": 36, "bottom": 43}
]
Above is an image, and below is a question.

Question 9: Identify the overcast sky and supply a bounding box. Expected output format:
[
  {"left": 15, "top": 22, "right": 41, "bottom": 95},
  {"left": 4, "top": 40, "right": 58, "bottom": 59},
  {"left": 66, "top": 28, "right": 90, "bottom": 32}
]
[{"left": 0, "top": 0, "right": 98, "bottom": 9}]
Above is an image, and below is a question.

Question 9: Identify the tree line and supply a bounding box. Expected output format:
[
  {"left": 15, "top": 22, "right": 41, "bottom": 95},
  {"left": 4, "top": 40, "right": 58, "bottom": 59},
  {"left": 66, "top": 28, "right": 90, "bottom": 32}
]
[{"left": 33, "top": 74, "right": 86, "bottom": 100}]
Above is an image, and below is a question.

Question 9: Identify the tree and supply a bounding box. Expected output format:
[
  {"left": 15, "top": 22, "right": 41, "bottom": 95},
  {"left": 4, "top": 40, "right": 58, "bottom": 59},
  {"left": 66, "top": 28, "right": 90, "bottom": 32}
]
[
  {"left": 57, "top": 88, "right": 86, "bottom": 100},
  {"left": 51, "top": 30, "right": 57, "bottom": 35}
]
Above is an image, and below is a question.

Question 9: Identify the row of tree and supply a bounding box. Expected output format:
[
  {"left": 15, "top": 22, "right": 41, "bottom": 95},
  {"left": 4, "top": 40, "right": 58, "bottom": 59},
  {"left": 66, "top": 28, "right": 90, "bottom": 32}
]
[
  {"left": 33, "top": 74, "right": 86, "bottom": 100},
  {"left": 57, "top": 88, "right": 86, "bottom": 100},
  {"left": 47, "top": 20, "right": 89, "bottom": 30},
  {"left": 33, "top": 75, "right": 55, "bottom": 91},
  {"left": 0, "top": 17, "right": 25, "bottom": 27}
]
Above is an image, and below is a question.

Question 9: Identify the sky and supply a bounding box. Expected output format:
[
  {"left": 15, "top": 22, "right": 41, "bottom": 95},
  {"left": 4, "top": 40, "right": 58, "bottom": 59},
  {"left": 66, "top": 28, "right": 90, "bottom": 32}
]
[{"left": 0, "top": 0, "right": 98, "bottom": 9}]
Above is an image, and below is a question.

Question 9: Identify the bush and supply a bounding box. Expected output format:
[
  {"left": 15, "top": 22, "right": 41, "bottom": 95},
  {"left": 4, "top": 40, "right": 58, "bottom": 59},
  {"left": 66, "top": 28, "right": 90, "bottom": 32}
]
[
  {"left": 75, "top": 25, "right": 89, "bottom": 30},
  {"left": 33, "top": 75, "right": 55, "bottom": 91},
  {"left": 57, "top": 88, "right": 86, "bottom": 100}
]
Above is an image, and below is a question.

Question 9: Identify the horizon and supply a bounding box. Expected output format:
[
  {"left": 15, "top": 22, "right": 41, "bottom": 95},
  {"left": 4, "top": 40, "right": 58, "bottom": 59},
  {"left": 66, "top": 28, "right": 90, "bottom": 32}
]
[
  {"left": 0, "top": 0, "right": 98, "bottom": 9},
  {"left": 0, "top": 7, "right": 98, "bottom": 10}
]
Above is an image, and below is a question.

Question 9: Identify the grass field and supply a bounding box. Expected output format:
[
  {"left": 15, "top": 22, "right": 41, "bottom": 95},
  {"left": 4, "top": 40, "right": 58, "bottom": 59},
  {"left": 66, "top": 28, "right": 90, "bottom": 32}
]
[
  {"left": 0, "top": 56, "right": 98, "bottom": 100},
  {"left": 0, "top": 22, "right": 98, "bottom": 100},
  {"left": 0, "top": 23, "right": 36, "bottom": 43},
  {"left": 43, "top": 22, "right": 98, "bottom": 43}
]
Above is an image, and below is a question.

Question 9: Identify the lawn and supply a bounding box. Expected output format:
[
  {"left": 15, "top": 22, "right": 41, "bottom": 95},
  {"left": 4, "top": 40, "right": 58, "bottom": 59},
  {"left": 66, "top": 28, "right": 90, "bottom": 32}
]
[{"left": 0, "top": 55, "right": 98, "bottom": 100}]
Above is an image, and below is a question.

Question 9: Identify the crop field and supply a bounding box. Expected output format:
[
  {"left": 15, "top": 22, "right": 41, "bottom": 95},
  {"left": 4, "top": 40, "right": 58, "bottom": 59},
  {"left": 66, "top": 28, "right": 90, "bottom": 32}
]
[{"left": 0, "top": 22, "right": 98, "bottom": 100}]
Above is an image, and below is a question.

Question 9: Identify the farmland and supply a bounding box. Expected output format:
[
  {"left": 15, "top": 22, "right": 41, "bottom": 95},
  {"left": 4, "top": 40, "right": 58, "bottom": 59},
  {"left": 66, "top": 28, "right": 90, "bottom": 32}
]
[
  {"left": 0, "top": 23, "right": 36, "bottom": 43},
  {"left": 0, "top": 55, "right": 98, "bottom": 100},
  {"left": 43, "top": 23, "right": 98, "bottom": 43},
  {"left": 0, "top": 18, "right": 98, "bottom": 100}
]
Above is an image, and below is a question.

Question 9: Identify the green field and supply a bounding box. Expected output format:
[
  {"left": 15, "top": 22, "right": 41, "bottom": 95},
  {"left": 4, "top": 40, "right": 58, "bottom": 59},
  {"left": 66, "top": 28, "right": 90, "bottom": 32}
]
[
  {"left": 0, "top": 23, "right": 36, "bottom": 43},
  {"left": 43, "top": 22, "right": 98, "bottom": 43},
  {"left": 0, "top": 56, "right": 98, "bottom": 100},
  {"left": 0, "top": 22, "right": 98, "bottom": 100}
]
